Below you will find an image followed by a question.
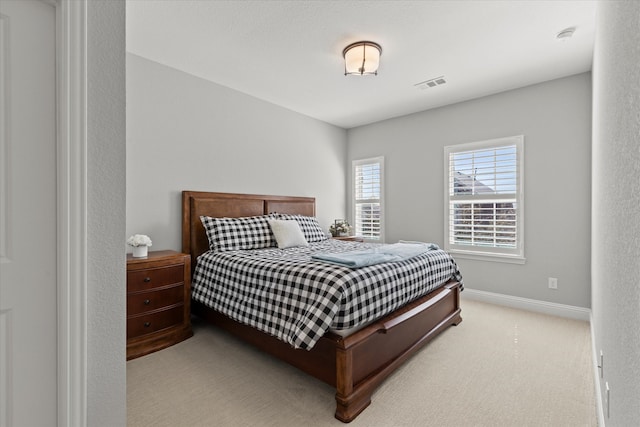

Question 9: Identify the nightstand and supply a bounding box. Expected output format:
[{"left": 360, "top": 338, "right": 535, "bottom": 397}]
[
  {"left": 126, "top": 250, "right": 193, "bottom": 360},
  {"left": 332, "top": 236, "right": 365, "bottom": 242}
]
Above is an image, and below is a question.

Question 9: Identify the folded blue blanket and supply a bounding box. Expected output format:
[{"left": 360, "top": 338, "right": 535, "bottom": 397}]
[{"left": 312, "top": 242, "right": 439, "bottom": 268}]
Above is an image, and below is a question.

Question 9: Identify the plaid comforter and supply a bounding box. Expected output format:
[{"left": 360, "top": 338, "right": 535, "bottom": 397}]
[{"left": 192, "top": 240, "right": 463, "bottom": 350}]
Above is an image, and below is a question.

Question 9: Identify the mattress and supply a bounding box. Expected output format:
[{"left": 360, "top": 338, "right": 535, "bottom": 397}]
[{"left": 192, "top": 239, "right": 463, "bottom": 350}]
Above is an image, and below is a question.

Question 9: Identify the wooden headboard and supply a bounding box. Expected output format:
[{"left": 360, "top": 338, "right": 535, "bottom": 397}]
[{"left": 181, "top": 191, "right": 316, "bottom": 265}]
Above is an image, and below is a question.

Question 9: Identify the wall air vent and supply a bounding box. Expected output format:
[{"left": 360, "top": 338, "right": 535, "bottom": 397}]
[{"left": 414, "top": 76, "right": 447, "bottom": 90}]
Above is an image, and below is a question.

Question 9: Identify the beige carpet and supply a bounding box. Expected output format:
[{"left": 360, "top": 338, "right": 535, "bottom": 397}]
[{"left": 127, "top": 300, "right": 597, "bottom": 426}]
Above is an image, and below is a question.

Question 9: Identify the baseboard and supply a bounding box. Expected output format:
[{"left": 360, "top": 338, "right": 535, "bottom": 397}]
[
  {"left": 590, "top": 312, "right": 606, "bottom": 426},
  {"left": 460, "top": 288, "right": 591, "bottom": 321}
]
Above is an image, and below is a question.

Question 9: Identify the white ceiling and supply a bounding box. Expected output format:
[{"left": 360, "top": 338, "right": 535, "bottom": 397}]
[{"left": 126, "top": 0, "right": 596, "bottom": 129}]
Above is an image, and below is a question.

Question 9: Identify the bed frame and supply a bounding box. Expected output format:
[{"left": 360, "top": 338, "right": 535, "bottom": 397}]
[{"left": 182, "top": 191, "right": 462, "bottom": 422}]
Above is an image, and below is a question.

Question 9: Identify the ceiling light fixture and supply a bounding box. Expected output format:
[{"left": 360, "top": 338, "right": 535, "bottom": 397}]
[{"left": 343, "top": 41, "right": 382, "bottom": 76}]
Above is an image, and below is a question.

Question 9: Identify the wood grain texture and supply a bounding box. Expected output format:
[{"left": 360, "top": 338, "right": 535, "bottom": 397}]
[{"left": 126, "top": 250, "right": 193, "bottom": 360}]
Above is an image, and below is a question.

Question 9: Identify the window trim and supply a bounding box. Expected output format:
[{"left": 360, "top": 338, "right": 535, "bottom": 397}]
[
  {"left": 443, "top": 136, "right": 525, "bottom": 264},
  {"left": 352, "top": 156, "right": 384, "bottom": 242}
]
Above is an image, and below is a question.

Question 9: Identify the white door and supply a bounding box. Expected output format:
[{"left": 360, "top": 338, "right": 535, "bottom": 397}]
[{"left": 0, "top": 0, "right": 58, "bottom": 425}]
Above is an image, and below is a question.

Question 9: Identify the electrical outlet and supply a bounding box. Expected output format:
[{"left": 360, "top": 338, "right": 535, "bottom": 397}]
[
  {"left": 548, "top": 277, "right": 558, "bottom": 289},
  {"left": 605, "top": 382, "right": 610, "bottom": 418}
]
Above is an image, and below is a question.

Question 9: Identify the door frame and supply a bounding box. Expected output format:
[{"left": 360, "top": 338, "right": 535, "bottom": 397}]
[{"left": 55, "top": 0, "right": 88, "bottom": 425}]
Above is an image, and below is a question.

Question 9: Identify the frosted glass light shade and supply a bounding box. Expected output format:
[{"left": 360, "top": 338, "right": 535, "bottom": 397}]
[{"left": 343, "top": 41, "right": 382, "bottom": 76}]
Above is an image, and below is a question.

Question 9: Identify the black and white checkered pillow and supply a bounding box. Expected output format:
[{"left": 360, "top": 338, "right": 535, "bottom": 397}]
[
  {"left": 276, "top": 214, "right": 328, "bottom": 243},
  {"left": 200, "top": 215, "right": 276, "bottom": 252}
]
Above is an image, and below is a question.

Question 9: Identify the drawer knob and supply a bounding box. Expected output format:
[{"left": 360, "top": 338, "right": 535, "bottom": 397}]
[
  {"left": 143, "top": 277, "right": 151, "bottom": 283},
  {"left": 143, "top": 299, "right": 151, "bottom": 305},
  {"left": 144, "top": 322, "right": 151, "bottom": 328}
]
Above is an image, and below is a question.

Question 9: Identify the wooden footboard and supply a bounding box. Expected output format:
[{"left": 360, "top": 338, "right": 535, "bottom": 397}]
[
  {"left": 192, "top": 280, "right": 462, "bottom": 422},
  {"left": 334, "top": 280, "right": 462, "bottom": 422}
]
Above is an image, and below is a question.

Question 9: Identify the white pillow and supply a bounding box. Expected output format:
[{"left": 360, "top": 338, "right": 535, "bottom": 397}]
[{"left": 268, "top": 219, "right": 309, "bottom": 249}]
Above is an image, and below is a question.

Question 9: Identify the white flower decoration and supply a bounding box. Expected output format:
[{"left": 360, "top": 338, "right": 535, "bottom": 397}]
[{"left": 127, "top": 234, "right": 153, "bottom": 247}]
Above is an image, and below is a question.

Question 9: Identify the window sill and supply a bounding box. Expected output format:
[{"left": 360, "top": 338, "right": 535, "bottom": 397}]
[{"left": 447, "top": 250, "right": 526, "bottom": 265}]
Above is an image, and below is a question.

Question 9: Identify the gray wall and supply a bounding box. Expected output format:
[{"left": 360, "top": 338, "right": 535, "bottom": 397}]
[
  {"left": 126, "top": 54, "right": 347, "bottom": 252},
  {"left": 87, "top": 0, "right": 126, "bottom": 425},
  {"left": 348, "top": 73, "right": 592, "bottom": 308},
  {"left": 592, "top": 1, "right": 640, "bottom": 425}
]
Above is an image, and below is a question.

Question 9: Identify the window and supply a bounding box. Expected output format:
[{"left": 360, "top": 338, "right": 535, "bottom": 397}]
[
  {"left": 444, "top": 136, "right": 524, "bottom": 263},
  {"left": 353, "top": 157, "right": 384, "bottom": 241}
]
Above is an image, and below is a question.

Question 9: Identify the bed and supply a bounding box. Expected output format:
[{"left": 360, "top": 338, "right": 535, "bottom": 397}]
[{"left": 182, "top": 191, "right": 463, "bottom": 422}]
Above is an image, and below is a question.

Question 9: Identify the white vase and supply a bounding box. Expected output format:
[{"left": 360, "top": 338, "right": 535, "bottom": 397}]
[{"left": 132, "top": 245, "right": 148, "bottom": 258}]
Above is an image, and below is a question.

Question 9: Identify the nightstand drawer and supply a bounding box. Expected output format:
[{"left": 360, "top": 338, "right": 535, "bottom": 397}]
[
  {"left": 127, "top": 264, "right": 183, "bottom": 292},
  {"left": 126, "top": 250, "right": 192, "bottom": 360},
  {"left": 127, "top": 285, "right": 184, "bottom": 316},
  {"left": 127, "top": 305, "right": 184, "bottom": 339}
]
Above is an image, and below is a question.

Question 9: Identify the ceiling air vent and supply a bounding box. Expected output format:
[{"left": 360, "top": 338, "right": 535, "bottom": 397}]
[{"left": 414, "top": 76, "right": 447, "bottom": 90}]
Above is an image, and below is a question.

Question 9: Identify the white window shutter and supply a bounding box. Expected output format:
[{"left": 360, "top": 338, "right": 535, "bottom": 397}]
[
  {"left": 353, "top": 157, "right": 384, "bottom": 241},
  {"left": 444, "top": 136, "right": 524, "bottom": 262}
]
